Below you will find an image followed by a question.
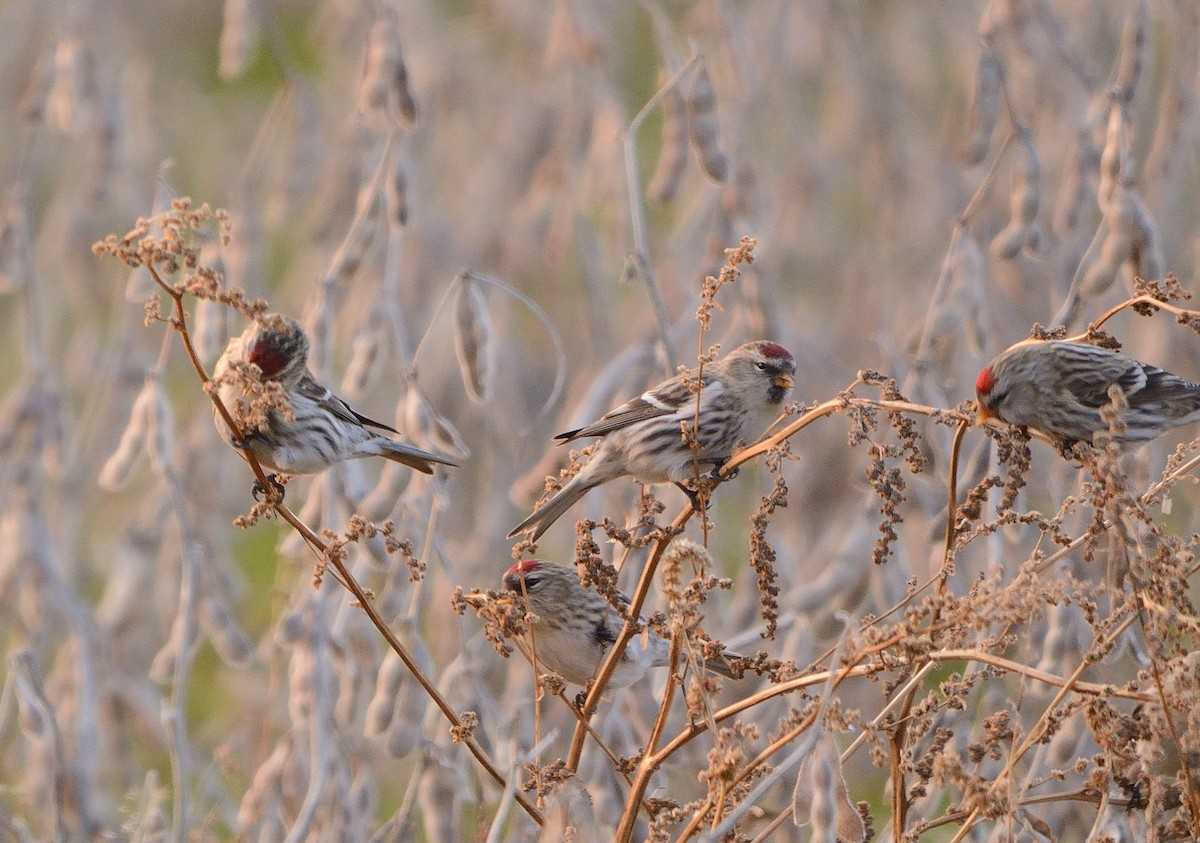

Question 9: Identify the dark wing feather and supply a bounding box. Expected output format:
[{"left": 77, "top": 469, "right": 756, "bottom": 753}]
[
  {"left": 555, "top": 395, "right": 675, "bottom": 443},
  {"left": 1127, "top": 367, "right": 1200, "bottom": 406},
  {"left": 295, "top": 376, "right": 400, "bottom": 433}
]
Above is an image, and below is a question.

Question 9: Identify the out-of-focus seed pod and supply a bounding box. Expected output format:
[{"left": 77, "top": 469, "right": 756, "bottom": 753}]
[
  {"left": 0, "top": 199, "right": 31, "bottom": 295},
  {"left": 990, "top": 130, "right": 1039, "bottom": 259},
  {"left": 1129, "top": 191, "right": 1164, "bottom": 282},
  {"left": 646, "top": 68, "right": 688, "bottom": 204},
  {"left": 1098, "top": 104, "right": 1126, "bottom": 212},
  {"left": 237, "top": 743, "right": 289, "bottom": 831},
  {"left": 359, "top": 17, "right": 397, "bottom": 113},
  {"left": 1054, "top": 127, "right": 1097, "bottom": 234},
  {"left": 142, "top": 373, "right": 175, "bottom": 475},
  {"left": 359, "top": 462, "right": 412, "bottom": 522},
  {"left": 201, "top": 596, "right": 252, "bottom": 664},
  {"left": 287, "top": 646, "right": 315, "bottom": 726},
  {"left": 1113, "top": 0, "right": 1146, "bottom": 105},
  {"left": 359, "top": 14, "right": 415, "bottom": 123},
  {"left": 453, "top": 272, "right": 494, "bottom": 405},
  {"left": 278, "top": 608, "right": 308, "bottom": 645},
  {"left": 13, "top": 665, "right": 48, "bottom": 740},
  {"left": 797, "top": 731, "right": 865, "bottom": 841},
  {"left": 365, "top": 649, "right": 406, "bottom": 736},
  {"left": 193, "top": 297, "right": 228, "bottom": 368},
  {"left": 279, "top": 483, "right": 325, "bottom": 558},
  {"left": 219, "top": 0, "right": 258, "bottom": 81},
  {"left": 20, "top": 48, "right": 54, "bottom": 124},
  {"left": 951, "top": 230, "right": 988, "bottom": 356},
  {"left": 342, "top": 325, "right": 384, "bottom": 398},
  {"left": 126, "top": 164, "right": 178, "bottom": 300},
  {"left": 686, "top": 65, "right": 728, "bottom": 183},
  {"left": 418, "top": 759, "right": 462, "bottom": 842},
  {"left": 1036, "top": 603, "right": 1083, "bottom": 676},
  {"left": 989, "top": 219, "right": 1026, "bottom": 261},
  {"left": 1011, "top": 130, "right": 1040, "bottom": 227},
  {"left": 327, "top": 185, "right": 381, "bottom": 283},
  {"left": 1080, "top": 185, "right": 1136, "bottom": 296},
  {"left": 385, "top": 148, "right": 409, "bottom": 227},
  {"left": 99, "top": 377, "right": 157, "bottom": 491},
  {"left": 539, "top": 779, "right": 601, "bottom": 842},
  {"left": 392, "top": 54, "right": 417, "bottom": 125},
  {"left": 404, "top": 380, "right": 470, "bottom": 459},
  {"left": 47, "top": 36, "right": 89, "bottom": 133},
  {"left": 963, "top": 50, "right": 1002, "bottom": 165}
]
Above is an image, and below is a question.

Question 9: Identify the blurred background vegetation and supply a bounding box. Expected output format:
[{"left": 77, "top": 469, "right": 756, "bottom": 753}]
[{"left": 2, "top": 0, "right": 1200, "bottom": 840}]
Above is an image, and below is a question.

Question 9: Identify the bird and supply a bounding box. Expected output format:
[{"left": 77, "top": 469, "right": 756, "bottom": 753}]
[
  {"left": 508, "top": 341, "right": 796, "bottom": 541},
  {"left": 499, "top": 559, "right": 740, "bottom": 688},
  {"left": 211, "top": 313, "right": 457, "bottom": 477},
  {"left": 975, "top": 339, "right": 1200, "bottom": 447}
]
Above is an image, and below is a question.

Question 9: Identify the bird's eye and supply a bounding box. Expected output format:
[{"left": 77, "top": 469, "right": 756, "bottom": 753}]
[{"left": 755, "top": 361, "right": 768, "bottom": 371}]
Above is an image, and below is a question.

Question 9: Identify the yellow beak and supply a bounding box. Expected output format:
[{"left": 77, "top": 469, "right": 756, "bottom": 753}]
[
  {"left": 774, "top": 373, "right": 795, "bottom": 389},
  {"left": 976, "top": 403, "right": 998, "bottom": 426}
]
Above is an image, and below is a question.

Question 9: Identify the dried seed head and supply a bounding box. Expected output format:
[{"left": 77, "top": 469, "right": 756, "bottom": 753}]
[
  {"left": 453, "top": 272, "right": 494, "bottom": 404},
  {"left": 963, "top": 50, "right": 1003, "bottom": 165},
  {"left": 686, "top": 65, "right": 728, "bottom": 183}
]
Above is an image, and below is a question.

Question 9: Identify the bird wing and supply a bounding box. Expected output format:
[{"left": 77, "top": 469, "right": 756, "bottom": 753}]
[
  {"left": 555, "top": 375, "right": 708, "bottom": 443},
  {"left": 294, "top": 375, "right": 400, "bottom": 434},
  {"left": 1126, "top": 366, "right": 1200, "bottom": 406}
]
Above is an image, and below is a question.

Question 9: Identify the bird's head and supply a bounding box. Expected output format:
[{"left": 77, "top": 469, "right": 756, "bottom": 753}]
[
  {"left": 244, "top": 314, "right": 309, "bottom": 383},
  {"left": 975, "top": 364, "right": 1002, "bottom": 424},
  {"left": 744, "top": 341, "right": 796, "bottom": 404}
]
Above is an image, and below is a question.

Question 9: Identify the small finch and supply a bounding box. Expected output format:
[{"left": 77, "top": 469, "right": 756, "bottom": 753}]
[
  {"left": 212, "top": 314, "right": 457, "bottom": 476},
  {"left": 976, "top": 339, "right": 1200, "bottom": 446},
  {"left": 508, "top": 341, "right": 796, "bottom": 540},
  {"left": 500, "top": 559, "right": 740, "bottom": 688}
]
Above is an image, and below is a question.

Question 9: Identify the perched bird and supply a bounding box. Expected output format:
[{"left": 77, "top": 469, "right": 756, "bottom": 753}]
[
  {"left": 500, "top": 559, "right": 740, "bottom": 688},
  {"left": 212, "top": 314, "right": 457, "bottom": 476},
  {"left": 508, "top": 341, "right": 796, "bottom": 540},
  {"left": 976, "top": 339, "right": 1200, "bottom": 446}
]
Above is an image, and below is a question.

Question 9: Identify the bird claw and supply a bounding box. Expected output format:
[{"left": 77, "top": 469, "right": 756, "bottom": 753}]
[
  {"left": 676, "top": 482, "right": 712, "bottom": 513},
  {"left": 252, "top": 474, "right": 286, "bottom": 502},
  {"left": 710, "top": 462, "right": 737, "bottom": 482}
]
